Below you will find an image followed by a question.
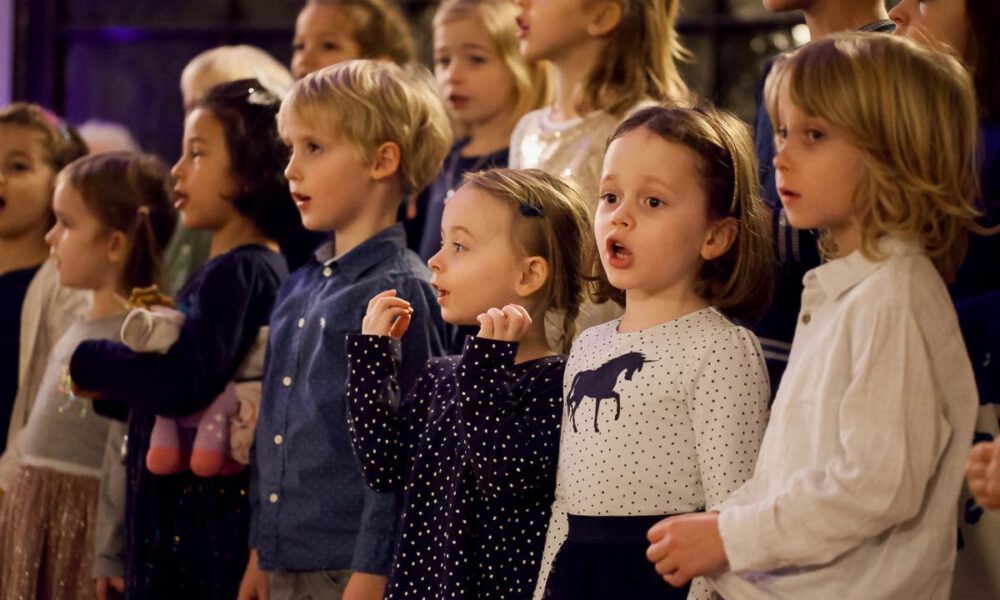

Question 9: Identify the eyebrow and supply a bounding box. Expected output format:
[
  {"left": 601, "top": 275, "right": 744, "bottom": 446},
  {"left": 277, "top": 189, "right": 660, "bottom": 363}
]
[{"left": 446, "top": 225, "right": 479, "bottom": 242}]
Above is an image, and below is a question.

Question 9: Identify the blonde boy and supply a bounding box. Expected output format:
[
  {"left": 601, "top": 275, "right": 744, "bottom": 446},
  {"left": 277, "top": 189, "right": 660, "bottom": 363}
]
[{"left": 239, "top": 60, "right": 452, "bottom": 600}]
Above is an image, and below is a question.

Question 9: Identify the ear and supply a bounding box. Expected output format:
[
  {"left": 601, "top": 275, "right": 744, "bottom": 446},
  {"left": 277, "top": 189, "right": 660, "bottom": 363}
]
[
  {"left": 586, "top": 0, "right": 622, "bottom": 37},
  {"left": 370, "top": 141, "right": 402, "bottom": 182},
  {"left": 701, "top": 217, "right": 738, "bottom": 261},
  {"left": 106, "top": 229, "right": 129, "bottom": 265},
  {"left": 514, "top": 256, "right": 549, "bottom": 299}
]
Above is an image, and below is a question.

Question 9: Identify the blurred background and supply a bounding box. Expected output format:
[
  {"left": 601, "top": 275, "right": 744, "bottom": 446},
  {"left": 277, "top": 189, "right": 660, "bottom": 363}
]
[{"left": 0, "top": 0, "right": 810, "bottom": 161}]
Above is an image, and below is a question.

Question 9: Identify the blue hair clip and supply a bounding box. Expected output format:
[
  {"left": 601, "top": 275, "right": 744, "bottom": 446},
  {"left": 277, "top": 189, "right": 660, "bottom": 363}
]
[{"left": 519, "top": 202, "right": 544, "bottom": 217}]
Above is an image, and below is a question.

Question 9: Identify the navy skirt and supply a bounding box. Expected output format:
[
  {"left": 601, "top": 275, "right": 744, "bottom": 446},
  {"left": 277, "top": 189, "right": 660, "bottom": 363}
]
[{"left": 543, "top": 514, "right": 692, "bottom": 600}]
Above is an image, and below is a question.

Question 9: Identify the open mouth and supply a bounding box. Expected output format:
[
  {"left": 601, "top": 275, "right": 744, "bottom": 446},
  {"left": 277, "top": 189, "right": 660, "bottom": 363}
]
[
  {"left": 777, "top": 187, "right": 800, "bottom": 203},
  {"left": 432, "top": 283, "right": 450, "bottom": 304},
  {"left": 291, "top": 192, "right": 312, "bottom": 207},
  {"left": 448, "top": 95, "right": 469, "bottom": 109},
  {"left": 605, "top": 237, "right": 633, "bottom": 268},
  {"left": 173, "top": 190, "right": 189, "bottom": 210}
]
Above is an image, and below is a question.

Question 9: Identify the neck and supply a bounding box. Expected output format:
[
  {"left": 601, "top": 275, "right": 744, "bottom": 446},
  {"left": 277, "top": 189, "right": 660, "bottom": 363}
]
[
  {"left": 88, "top": 285, "right": 127, "bottom": 320},
  {"left": 333, "top": 186, "right": 402, "bottom": 257},
  {"left": 804, "top": 2, "right": 888, "bottom": 39},
  {"left": 209, "top": 216, "right": 275, "bottom": 258},
  {"left": 548, "top": 40, "right": 606, "bottom": 122},
  {"left": 0, "top": 229, "right": 50, "bottom": 275},
  {"left": 618, "top": 283, "right": 708, "bottom": 333},
  {"left": 514, "top": 313, "right": 557, "bottom": 363},
  {"left": 462, "top": 110, "right": 515, "bottom": 157},
  {"left": 828, "top": 223, "right": 862, "bottom": 259}
]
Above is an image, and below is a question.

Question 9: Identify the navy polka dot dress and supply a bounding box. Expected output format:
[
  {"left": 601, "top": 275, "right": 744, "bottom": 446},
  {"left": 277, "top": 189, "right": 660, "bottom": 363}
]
[{"left": 346, "top": 334, "right": 565, "bottom": 599}]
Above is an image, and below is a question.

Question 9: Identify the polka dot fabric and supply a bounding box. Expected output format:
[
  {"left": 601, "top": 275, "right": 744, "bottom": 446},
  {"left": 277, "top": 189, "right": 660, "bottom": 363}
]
[
  {"left": 346, "top": 334, "right": 565, "bottom": 599},
  {"left": 533, "top": 308, "right": 769, "bottom": 600}
]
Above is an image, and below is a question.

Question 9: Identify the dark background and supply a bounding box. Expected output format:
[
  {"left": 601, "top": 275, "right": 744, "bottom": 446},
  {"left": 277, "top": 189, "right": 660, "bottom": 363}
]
[{"left": 9, "top": 0, "right": 806, "bottom": 162}]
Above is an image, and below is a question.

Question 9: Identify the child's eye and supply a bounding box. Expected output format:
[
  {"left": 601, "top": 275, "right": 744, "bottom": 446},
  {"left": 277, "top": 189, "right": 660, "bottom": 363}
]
[
  {"left": 8, "top": 161, "right": 30, "bottom": 173},
  {"left": 321, "top": 41, "right": 340, "bottom": 51},
  {"left": 805, "top": 129, "right": 825, "bottom": 142},
  {"left": 452, "top": 242, "right": 466, "bottom": 253},
  {"left": 645, "top": 197, "right": 663, "bottom": 208},
  {"left": 307, "top": 142, "right": 323, "bottom": 154},
  {"left": 470, "top": 55, "right": 487, "bottom": 65},
  {"left": 434, "top": 56, "right": 451, "bottom": 68},
  {"left": 600, "top": 192, "right": 619, "bottom": 205},
  {"left": 292, "top": 42, "right": 304, "bottom": 52},
  {"left": 774, "top": 127, "right": 788, "bottom": 139}
]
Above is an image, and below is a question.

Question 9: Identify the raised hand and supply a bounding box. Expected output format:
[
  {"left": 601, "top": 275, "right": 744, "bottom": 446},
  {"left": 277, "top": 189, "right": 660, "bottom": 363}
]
[
  {"left": 476, "top": 304, "right": 532, "bottom": 343},
  {"left": 362, "top": 290, "right": 413, "bottom": 339}
]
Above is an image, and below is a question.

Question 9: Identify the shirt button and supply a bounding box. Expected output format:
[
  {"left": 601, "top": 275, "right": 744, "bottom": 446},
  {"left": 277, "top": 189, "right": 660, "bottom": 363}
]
[
  {"left": 274, "top": 434, "right": 283, "bottom": 445},
  {"left": 320, "top": 317, "right": 326, "bottom": 328},
  {"left": 801, "top": 312, "right": 811, "bottom": 324},
  {"left": 282, "top": 376, "right": 292, "bottom": 386},
  {"left": 269, "top": 493, "right": 279, "bottom": 503},
  {"left": 297, "top": 318, "right": 305, "bottom": 328},
  {"left": 322, "top": 267, "right": 332, "bottom": 277}
]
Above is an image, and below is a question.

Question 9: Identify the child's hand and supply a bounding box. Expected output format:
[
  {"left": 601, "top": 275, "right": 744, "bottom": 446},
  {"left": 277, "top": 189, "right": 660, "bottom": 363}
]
[
  {"left": 362, "top": 290, "right": 413, "bottom": 339},
  {"left": 967, "top": 441, "right": 1000, "bottom": 509},
  {"left": 237, "top": 549, "right": 270, "bottom": 600},
  {"left": 343, "top": 572, "right": 387, "bottom": 600},
  {"left": 71, "top": 383, "right": 103, "bottom": 400},
  {"left": 646, "top": 512, "right": 728, "bottom": 587},
  {"left": 95, "top": 576, "right": 125, "bottom": 600},
  {"left": 476, "top": 305, "right": 532, "bottom": 343}
]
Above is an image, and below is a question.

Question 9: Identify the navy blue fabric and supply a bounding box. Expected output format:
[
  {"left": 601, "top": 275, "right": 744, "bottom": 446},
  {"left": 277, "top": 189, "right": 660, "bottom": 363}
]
[
  {"left": 0, "top": 263, "right": 40, "bottom": 449},
  {"left": 250, "top": 224, "right": 452, "bottom": 574}
]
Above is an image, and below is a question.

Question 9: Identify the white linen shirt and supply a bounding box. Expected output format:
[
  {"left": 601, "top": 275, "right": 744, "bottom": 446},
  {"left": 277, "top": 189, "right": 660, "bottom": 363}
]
[{"left": 712, "top": 237, "right": 978, "bottom": 600}]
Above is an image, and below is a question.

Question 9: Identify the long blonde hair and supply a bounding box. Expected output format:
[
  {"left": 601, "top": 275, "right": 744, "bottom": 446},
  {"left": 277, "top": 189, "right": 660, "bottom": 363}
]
[
  {"left": 765, "top": 32, "right": 980, "bottom": 280},
  {"left": 433, "top": 0, "right": 549, "bottom": 130},
  {"left": 580, "top": 0, "right": 690, "bottom": 115}
]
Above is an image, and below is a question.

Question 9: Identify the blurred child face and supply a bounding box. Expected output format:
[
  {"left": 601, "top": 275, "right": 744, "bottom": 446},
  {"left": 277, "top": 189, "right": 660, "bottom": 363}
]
[
  {"left": 45, "top": 181, "right": 119, "bottom": 291},
  {"left": 434, "top": 17, "right": 518, "bottom": 129},
  {"left": 0, "top": 124, "right": 56, "bottom": 244},
  {"left": 772, "top": 90, "right": 863, "bottom": 255},
  {"left": 427, "top": 186, "right": 530, "bottom": 325},
  {"left": 281, "top": 116, "right": 374, "bottom": 232},
  {"left": 516, "top": 0, "right": 597, "bottom": 63},
  {"left": 292, "top": 3, "right": 364, "bottom": 79},
  {"left": 171, "top": 108, "right": 242, "bottom": 232},
  {"left": 889, "top": 0, "right": 969, "bottom": 60},
  {"left": 596, "top": 127, "right": 728, "bottom": 297}
]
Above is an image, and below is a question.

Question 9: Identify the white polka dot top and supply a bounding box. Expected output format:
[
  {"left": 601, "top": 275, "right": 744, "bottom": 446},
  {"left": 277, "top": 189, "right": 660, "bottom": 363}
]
[{"left": 558, "top": 307, "right": 769, "bottom": 515}]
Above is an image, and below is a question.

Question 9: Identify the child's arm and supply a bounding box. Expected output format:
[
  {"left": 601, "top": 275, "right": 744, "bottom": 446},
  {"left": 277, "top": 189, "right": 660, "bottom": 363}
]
[
  {"left": 70, "top": 256, "right": 274, "bottom": 417},
  {"left": 455, "top": 306, "right": 564, "bottom": 501},
  {"left": 345, "top": 332, "right": 435, "bottom": 494},
  {"left": 649, "top": 306, "right": 957, "bottom": 583},
  {"left": 349, "top": 282, "right": 448, "bottom": 577}
]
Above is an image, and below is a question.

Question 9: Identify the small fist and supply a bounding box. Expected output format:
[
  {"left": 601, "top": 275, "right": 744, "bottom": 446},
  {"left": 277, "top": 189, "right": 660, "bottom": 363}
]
[
  {"left": 476, "top": 304, "right": 532, "bottom": 343},
  {"left": 362, "top": 290, "right": 413, "bottom": 339}
]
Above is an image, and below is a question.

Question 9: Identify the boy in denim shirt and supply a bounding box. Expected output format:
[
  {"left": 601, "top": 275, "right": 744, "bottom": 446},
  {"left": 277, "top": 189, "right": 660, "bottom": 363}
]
[{"left": 239, "top": 60, "right": 453, "bottom": 600}]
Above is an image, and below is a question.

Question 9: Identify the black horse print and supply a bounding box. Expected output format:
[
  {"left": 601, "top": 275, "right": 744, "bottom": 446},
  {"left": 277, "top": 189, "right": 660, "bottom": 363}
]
[{"left": 566, "top": 351, "right": 656, "bottom": 433}]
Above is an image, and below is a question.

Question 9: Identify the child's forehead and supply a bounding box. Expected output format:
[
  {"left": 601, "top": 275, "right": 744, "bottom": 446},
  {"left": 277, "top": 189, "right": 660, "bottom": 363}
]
[
  {"left": 297, "top": 2, "right": 358, "bottom": 34},
  {"left": 0, "top": 123, "right": 50, "bottom": 158}
]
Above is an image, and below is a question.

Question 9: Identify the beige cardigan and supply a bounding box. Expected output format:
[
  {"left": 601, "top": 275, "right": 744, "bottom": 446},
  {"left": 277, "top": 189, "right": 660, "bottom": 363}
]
[{"left": 0, "top": 259, "right": 91, "bottom": 491}]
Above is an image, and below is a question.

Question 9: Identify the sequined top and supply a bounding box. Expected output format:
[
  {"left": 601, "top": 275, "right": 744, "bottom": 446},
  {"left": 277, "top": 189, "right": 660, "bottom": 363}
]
[
  {"left": 20, "top": 314, "right": 126, "bottom": 477},
  {"left": 509, "top": 101, "right": 654, "bottom": 209}
]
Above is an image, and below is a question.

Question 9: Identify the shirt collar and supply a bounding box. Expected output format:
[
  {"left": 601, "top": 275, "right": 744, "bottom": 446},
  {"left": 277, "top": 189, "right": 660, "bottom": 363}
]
[
  {"left": 312, "top": 223, "right": 408, "bottom": 282},
  {"left": 858, "top": 19, "right": 896, "bottom": 33},
  {"left": 810, "top": 236, "right": 922, "bottom": 300}
]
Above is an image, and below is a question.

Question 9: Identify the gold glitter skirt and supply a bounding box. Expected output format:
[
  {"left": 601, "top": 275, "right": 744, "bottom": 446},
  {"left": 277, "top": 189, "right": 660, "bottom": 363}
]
[{"left": 0, "top": 464, "right": 99, "bottom": 600}]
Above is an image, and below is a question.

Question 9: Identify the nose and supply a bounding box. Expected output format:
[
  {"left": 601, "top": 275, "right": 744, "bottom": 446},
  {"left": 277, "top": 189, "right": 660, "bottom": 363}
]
[
  {"left": 772, "top": 139, "right": 790, "bottom": 172},
  {"left": 887, "top": 1, "right": 908, "bottom": 31},
  {"left": 609, "top": 198, "right": 634, "bottom": 229},
  {"left": 170, "top": 156, "right": 184, "bottom": 180},
  {"left": 427, "top": 247, "right": 443, "bottom": 272},
  {"left": 284, "top": 151, "right": 300, "bottom": 182},
  {"left": 293, "top": 49, "right": 316, "bottom": 80},
  {"left": 44, "top": 222, "right": 58, "bottom": 247}
]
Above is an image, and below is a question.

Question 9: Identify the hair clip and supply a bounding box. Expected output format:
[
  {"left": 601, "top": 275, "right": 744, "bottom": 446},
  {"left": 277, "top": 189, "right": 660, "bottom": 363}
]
[
  {"left": 519, "top": 202, "right": 544, "bottom": 218},
  {"left": 246, "top": 86, "right": 279, "bottom": 107},
  {"left": 40, "top": 108, "right": 73, "bottom": 143}
]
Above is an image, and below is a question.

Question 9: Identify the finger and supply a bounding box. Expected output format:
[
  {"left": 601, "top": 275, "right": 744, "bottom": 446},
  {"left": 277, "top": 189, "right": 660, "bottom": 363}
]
[
  {"left": 366, "top": 289, "right": 397, "bottom": 313},
  {"left": 652, "top": 552, "right": 680, "bottom": 576},
  {"left": 374, "top": 307, "right": 412, "bottom": 336},
  {"left": 389, "top": 312, "right": 412, "bottom": 339},
  {"left": 373, "top": 297, "right": 412, "bottom": 312},
  {"left": 510, "top": 304, "right": 533, "bottom": 337},
  {"left": 664, "top": 569, "right": 692, "bottom": 588},
  {"left": 111, "top": 577, "right": 125, "bottom": 593},
  {"left": 647, "top": 517, "right": 671, "bottom": 543},
  {"left": 477, "top": 313, "right": 493, "bottom": 338},
  {"left": 487, "top": 307, "right": 507, "bottom": 334},
  {"left": 501, "top": 305, "right": 523, "bottom": 338},
  {"left": 646, "top": 539, "right": 670, "bottom": 564}
]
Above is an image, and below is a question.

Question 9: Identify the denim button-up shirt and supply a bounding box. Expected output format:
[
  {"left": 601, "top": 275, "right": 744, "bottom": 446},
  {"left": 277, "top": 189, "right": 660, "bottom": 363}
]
[{"left": 250, "top": 224, "right": 451, "bottom": 574}]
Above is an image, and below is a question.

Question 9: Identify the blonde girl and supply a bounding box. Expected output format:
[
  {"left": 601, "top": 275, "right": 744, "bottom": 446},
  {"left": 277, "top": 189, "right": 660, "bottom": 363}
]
[
  {"left": 415, "top": 0, "right": 549, "bottom": 260},
  {"left": 347, "top": 168, "right": 591, "bottom": 599}
]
